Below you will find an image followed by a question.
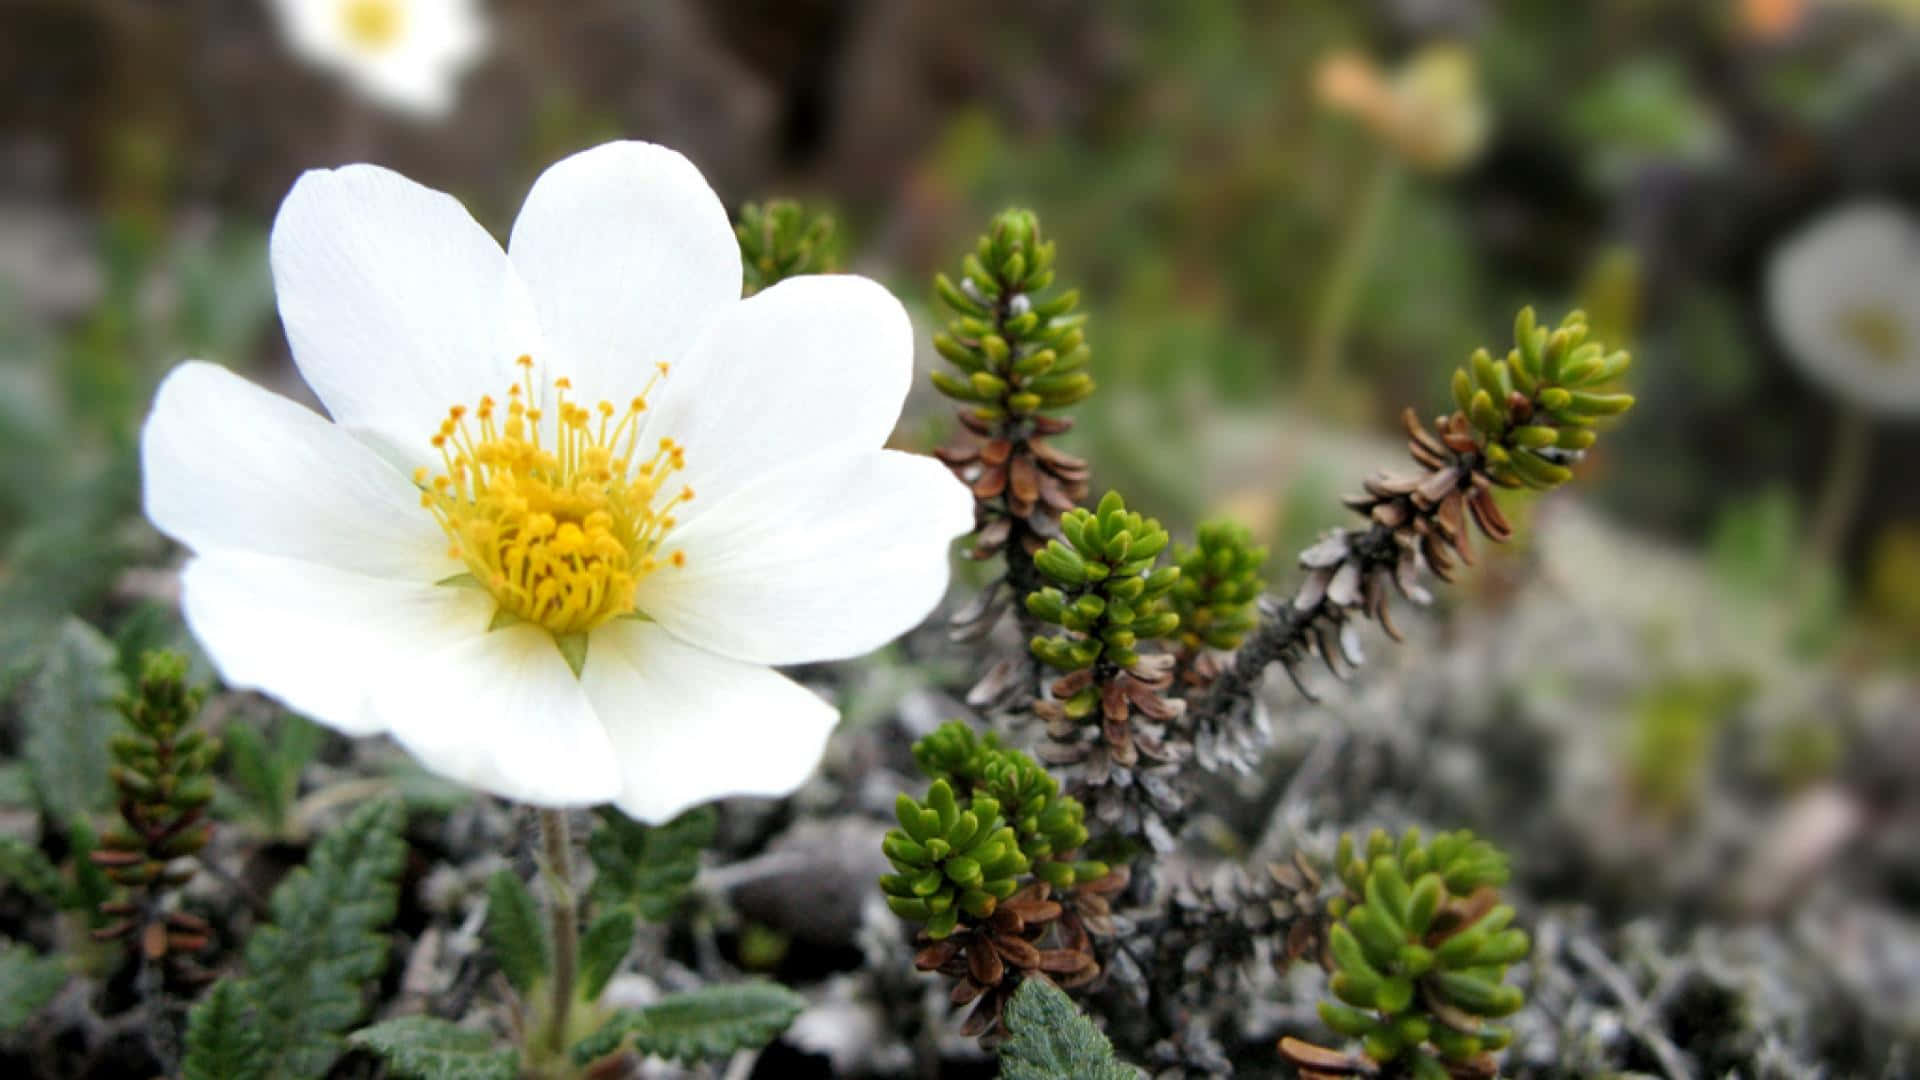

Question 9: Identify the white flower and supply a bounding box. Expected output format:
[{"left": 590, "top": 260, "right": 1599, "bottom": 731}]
[
  {"left": 1767, "top": 201, "right": 1920, "bottom": 417},
  {"left": 268, "top": 0, "right": 489, "bottom": 117},
  {"left": 141, "top": 141, "right": 975, "bottom": 822}
]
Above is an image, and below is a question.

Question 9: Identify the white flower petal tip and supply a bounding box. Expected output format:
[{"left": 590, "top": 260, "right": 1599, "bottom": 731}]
[
  {"left": 269, "top": 162, "right": 540, "bottom": 469},
  {"left": 509, "top": 140, "right": 741, "bottom": 404},
  {"left": 269, "top": 0, "right": 491, "bottom": 119},
  {"left": 637, "top": 449, "right": 975, "bottom": 667},
  {"left": 642, "top": 273, "right": 918, "bottom": 507},
  {"left": 1767, "top": 201, "right": 1920, "bottom": 417},
  {"left": 148, "top": 138, "right": 956, "bottom": 811},
  {"left": 585, "top": 622, "right": 840, "bottom": 824}
]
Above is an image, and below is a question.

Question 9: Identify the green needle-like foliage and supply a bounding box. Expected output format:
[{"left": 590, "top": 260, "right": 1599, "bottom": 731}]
[
  {"left": 1027, "top": 490, "right": 1181, "bottom": 673},
  {"left": 735, "top": 199, "right": 842, "bottom": 295},
  {"left": 912, "top": 721, "right": 1107, "bottom": 888},
  {"left": 879, "top": 779, "right": 1030, "bottom": 938},
  {"left": 1453, "top": 307, "right": 1635, "bottom": 491},
  {"left": 91, "top": 651, "right": 218, "bottom": 960},
  {"left": 931, "top": 208, "right": 1093, "bottom": 421},
  {"left": 1171, "top": 519, "right": 1269, "bottom": 652},
  {"left": 1317, "top": 828, "right": 1527, "bottom": 1074}
]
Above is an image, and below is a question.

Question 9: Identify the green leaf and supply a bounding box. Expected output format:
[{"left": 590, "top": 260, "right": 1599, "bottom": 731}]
[
  {"left": 569, "top": 980, "right": 807, "bottom": 1065},
  {"left": 23, "top": 617, "right": 122, "bottom": 826},
  {"left": 225, "top": 714, "right": 322, "bottom": 834},
  {"left": 347, "top": 1017, "right": 519, "bottom": 1080},
  {"left": 0, "top": 836, "right": 63, "bottom": 903},
  {"left": 182, "top": 979, "right": 268, "bottom": 1080},
  {"left": 485, "top": 869, "right": 550, "bottom": 995},
  {"left": 577, "top": 907, "right": 635, "bottom": 1003},
  {"left": 586, "top": 805, "right": 714, "bottom": 922},
  {"left": 241, "top": 798, "right": 408, "bottom": 1078},
  {"left": 999, "top": 978, "right": 1138, "bottom": 1080},
  {"left": 0, "top": 942, "right": 67, "bottom": 1034}
]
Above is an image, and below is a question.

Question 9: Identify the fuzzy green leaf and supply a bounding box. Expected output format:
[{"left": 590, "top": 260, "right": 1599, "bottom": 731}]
[
  {"left": 484, "top": 869, "right": 550, "bottom": 995},
  {"left": 182, "top": 979, "right": 268, "bottom": 1080},
  {"left": 569, "top": 980, "right": 807, "bottom": 1065},
  {"left": 587, "top": 805, "right": 715, "bottom": 922},
  {"left": 240, "top": 797, "right": 407, "bottom": 1078},
  {"left": 23, "top": 617, "right": 121, "bottom": 826},
  {"left": 999, "top": 978, "right": 1138, "bottom": 1080},
  {"left": 577, "top": 907, "right": 636, "bottom": 1003},
  {"left": 347, "top": 1017, "right": 519, "bottom": 1080},
  {"left": 0, "top": 942, "right": 66, "bottom": 1034}
]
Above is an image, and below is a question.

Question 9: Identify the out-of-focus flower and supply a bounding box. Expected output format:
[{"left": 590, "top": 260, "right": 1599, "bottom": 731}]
[
  {"left": 1767, "top": 202, "right": 1920, "bottom": 417},
  {"left": 141, "top": 141, "right": 974, "bottom": 822},
  {"left": 1744, "top": 0, "right": 1920, "bottom": 41},
  {"left": 267, "top": 0, "right": 490, "bottom": 117},
  {"left": 1315, "top": 43, "right": 1490, "bottom": 174}
]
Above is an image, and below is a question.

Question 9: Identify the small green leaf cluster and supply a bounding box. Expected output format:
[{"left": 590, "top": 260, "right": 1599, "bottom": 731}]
[
  {"left": 587, "top": 805, "right": 715, "bottom": 922},
  {"left": 1452, "top": 307, "right": 1635, "bottom": 490},
  {"left": 1170, "top": 519, "right": 1269, "bottom": 651},
  {"left": 880, "top": 779, "right": 1029, "bottom": 938},
  {"left": 1320, "top": 828, "right": 1528, "bottom": 1073},
  {"left": 736, "top": 199, "right": 842, "bottom": 295},
  {"left": 1027, "top": 491, "right": 1180, "bottom": 672},
  {"left": 223, "top": 713, "right": 321, "bottom": 838},
  {"left": 96, "top": 652, "right": 217, "bottom": 887},
  {"left": 931, "top": 208, "right": 1093, "bottom": 420},
  {"left": 182, "top": 798, "right": 408, "bottom": 1080},
  {"left": 912, "top": 721, "right": 1107, "bottom": 888},
  {"left": 999, "top": 978, "right": 1140, "bottom": 1080},
  {"left": 0, "top": 942, "right": 67, "bottom": 1033}
]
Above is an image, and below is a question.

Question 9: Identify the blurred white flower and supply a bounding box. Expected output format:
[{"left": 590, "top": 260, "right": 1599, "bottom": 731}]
[
  {"left": 142, "top": 141, "right": 974, "bottom": 821},
  {"left": 1767, "top": 202, "right": 1920, "bottom": 417},
  {"left": 268, "top": 0, "right": 489, "bottom": 117}
]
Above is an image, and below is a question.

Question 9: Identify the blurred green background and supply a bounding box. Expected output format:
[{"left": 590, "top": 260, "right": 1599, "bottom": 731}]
[{"left": 1, "top": 0, "right": 1916, "bottom": 787}]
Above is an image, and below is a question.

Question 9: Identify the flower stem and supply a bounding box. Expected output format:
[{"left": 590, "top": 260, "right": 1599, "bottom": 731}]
[
  {"left": 1808, "top": 402, "right": 1872, "bottom": 572},
  {"left": 1301, "top": 152, "right": 1401, "bottom": 410},
  {"left": 537, "top": 808, "right": 578, "bottom": 1059}
]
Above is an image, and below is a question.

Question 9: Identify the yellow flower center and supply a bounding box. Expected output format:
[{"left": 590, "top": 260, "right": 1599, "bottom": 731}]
[
  {"left": 418, "top": 356, "right": 692, "bottom": 637},
  {"left": 1835, "top": 305, "right": 1907, "bottom": 368},
  {"left": 340, "top": 0, "right": 405, "bottom": 52}
]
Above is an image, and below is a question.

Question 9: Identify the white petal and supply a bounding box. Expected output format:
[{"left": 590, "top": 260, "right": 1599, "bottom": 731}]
[
  {"left": 635, "top": 449, "right": 972, "bottom": 665},
  {"left": 507, "top": 141, "right": 741, "bottom": 404},
  {"left": 642, "top": 275, "right": 915, "bottom": 507},
  {"left": 369, "top": 623, "right": 622, "bottom": 805},
  {"left": 582, "top": 620, "right": 837, "bottom": 823},
  {"left": 270, "top": 161, "right": 540, "bottom": 467},
  {"left": 142, "top": 362, "right": 456, "bottom": 581},
  {"left": 181, "top": 551, "right": 492, "bottom": 736},
  {"left": 1767, "top": 201, "right": 1920, "bottom": 415}
]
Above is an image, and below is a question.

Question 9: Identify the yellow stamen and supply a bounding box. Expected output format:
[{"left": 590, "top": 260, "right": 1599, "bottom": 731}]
[
  {"left": 421, "top": 362, "right": 686, "bottom": 636},
  {"left": 340, "top": 0, "right": 405, "bottom": 52},
  {"left": 1835, "top": 306, "right": 1907, "bottom": 368}
]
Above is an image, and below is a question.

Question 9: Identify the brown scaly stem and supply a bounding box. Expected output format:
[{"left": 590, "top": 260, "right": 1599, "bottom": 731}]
[
  {"left": 930, "top": 210, "right": 1094, "bottom": 710},
  {"left": 1193, "top": 410, "right": 1509, "bottom": 744},
  {"left": 537, "top": 808, "right": 578, "bottom": 1059},
  {"left": 1193, "top": 307, "right": 1635, "bottom": 744}
]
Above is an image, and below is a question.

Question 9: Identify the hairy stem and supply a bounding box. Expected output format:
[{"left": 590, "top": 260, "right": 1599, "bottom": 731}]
[{"left": 538, "top": 808, "right": 578, "bottom": 1058}]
